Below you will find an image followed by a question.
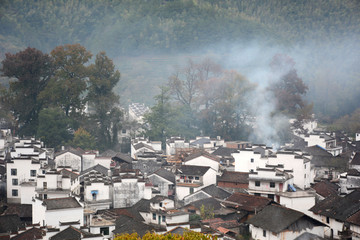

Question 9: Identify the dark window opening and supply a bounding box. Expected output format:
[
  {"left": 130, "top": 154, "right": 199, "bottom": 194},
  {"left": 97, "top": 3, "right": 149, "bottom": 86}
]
[
  {"left": 255, "top": 181, "right": 260, "bottom": 187},
  {"left": 100, "top": 227, "right": 109, "bottom": 236}
]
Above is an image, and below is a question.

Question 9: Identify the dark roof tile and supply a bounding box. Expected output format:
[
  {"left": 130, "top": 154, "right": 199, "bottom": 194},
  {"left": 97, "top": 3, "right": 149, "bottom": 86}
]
[
  {"left": 217, "top": 171, "right": 249, "bottom": 184},
  {"left": 311, "top": 181, "right": 339, "bottom": 198},
  {"left": 225, "top": 192, "right": 272, "bottom": 212},
  {"left": 43, "top": 197, "right": 82, "bottom": 210},
  {"left": 177, "top": 165, "right": 210, "bottom": 176},
  {"left": 246, "top": 204, "right": 324, "bottom": 233}
]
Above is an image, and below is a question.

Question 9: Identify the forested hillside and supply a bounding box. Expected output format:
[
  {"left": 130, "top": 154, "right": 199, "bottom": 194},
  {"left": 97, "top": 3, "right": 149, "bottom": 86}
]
[{"left": 0, "top": 0, "right": 359, "bottom": 120}]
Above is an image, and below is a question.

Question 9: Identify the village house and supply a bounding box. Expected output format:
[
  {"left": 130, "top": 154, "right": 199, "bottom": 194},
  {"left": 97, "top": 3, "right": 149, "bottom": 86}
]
[
  {"left": 232, "top": 146, "right": 269, "bottom": 173},
  {"left": 166, "top": 137, "right": 190, "bottom": 156},
  {"left": 310, "top": 189, "right": 360, "bottom": 239},
  {"left": 183, "top": 184, "right": 231, "bottom": 206},
  {"left": 80, "top": 164, "right": 112, "bottom": 213},
  {"left": 32, "top": 196, "right": 84, "bottom": 228},
  {"left": 311, "top": 180, "right": 340, "bottom": 201},
  {"left": 112, "top": 172, "right": 152, "bottom": 208},
  {"left": 247, "top": 165, "right": 294, "bottom": 200},
  {"left": 304, "top": 145, "right": 347, "bottom": 181},
  {"left": 224, "top": 192, "right": 274, "bottom": 223},
  {"left": 131, "top": 137, "right": 162, "bottom": 159},
  {"left": 139, "top": 195, "right": 190, "bottom": 232},
  {"left": 183, "top": 151, "right": 221, "bottom": 174},
  {"left": 148, "top": 168, "right": 176, "bottom": 197},
  {"left": 212, "top": 146, "right": 240, "bottom": 171},
  {"left": 35, "top": 168, "right": 80, "bottom": 201},
  {"left": 267, "top": 149, "right": 312, "bottom": 190},
  {"left": 217, "top": 170, "right": 249, "bottom": 192},
  {"left": 300, "top": 132, "right": 343, "bottom": 156},
  {"left": 54, "top": 147, "right": 84, "bottom": 172},
  {"left": 247, "top": 204, "right": 325, "bottom": 240},
  {"left": 175, "top": 165, "right": 217, "bottom": 200},
  {"left": 6, "top": 155, "right": 41, "bottom": 203},
  {"left": 189, "top": 136, "right": 225, "bottom": 151}
]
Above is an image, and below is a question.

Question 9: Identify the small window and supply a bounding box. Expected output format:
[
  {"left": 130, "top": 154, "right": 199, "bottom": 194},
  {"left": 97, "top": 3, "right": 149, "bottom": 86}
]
[
  {"left": 11, "top": 169, "right": 17, "bottom": 176},
  {"left": 270, "top": 182, "right": 275, "bottom": 188},
  {"left": 326, "top": 217, "right": 330, "bottom": 224},
  {"left": 304, "top": 164, "right": 306, "bottom": 169},
  {"left": 254, "top": 193, "right": 261, "bottom": 196},
  {"left": 12, "top": 179, "right": 18, "bottom": 185},
  {"left": 44, "top": 194, "right": 47, "bottom": 199},
  {"left": 162, "top": 215, "right": 166, "bottom": 222},
  {"left": 251, "top": 158, "right": 254, "bottom": 163},
  {"left": 153, "top": 213, "right": 156, "bottom": 220},
  {"left": 122, "top": 129, "right": 127, "bottom": 134},
  {"left": 263, "top": 230, "right": 266, "bottom": 237},
  {"left": 190, "top": 187, "right": 194, "bottom": 194},
  {"left": 159, "top": 202, "right": 163, "bottom": 207},
  {"left": 304, "top": 174, "right": 306, "bottom": 178},
  {"left": 255, "top": 181, "right": 260, "bottom": 187},
  {"left": 12, "top": 189, "right": 18, "bottom": 196},
  {"left": 30, "top": 170, "right": 36, "bottom": 177},
  {"left": 195, "top": 176, "right": 199, "bottom": 180},
  {"left": 43, "top": 182, "right": 47, "bottom": 189},
  {"left": 100, "top": 227, "right": 109, "bottom": 236},
  {"left": 188, "top": 176, "right": 194, "bottom": 179},
  {"left": 92, "top": 193, "right": 97, "bottom": 201}
]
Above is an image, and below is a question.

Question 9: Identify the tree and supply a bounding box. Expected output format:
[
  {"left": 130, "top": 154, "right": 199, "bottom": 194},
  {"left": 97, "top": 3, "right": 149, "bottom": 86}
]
[
  {"left": 114, "top": 231, "right": 217, "bottom": 240},
  {"left": 69, "top": 127, "right": 96, "bottom": 150},
  {"left": 87, "top": 52, "right": 122, "bottom": 150},
  {"left": 37, "top": 107, "right": 72, "bottom": 150},
  {"left": 269, "top": 54, "right": 312, "bottom": 119},
  {"left": 143, "top": 86, "right": 176, "bottom": 147},
  {"left": 40, "top": 44, "right": 92, "bottom": 117},
  {"left": 200, "top": 204, "right": 214, "bottom": 220},
  {"left": 1, "top": 47, "right": 53, "bottom": 135}
]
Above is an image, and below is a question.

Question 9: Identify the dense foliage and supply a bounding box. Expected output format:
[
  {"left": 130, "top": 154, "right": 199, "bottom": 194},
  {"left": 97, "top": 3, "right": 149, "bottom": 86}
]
[
  {"left": 0, "top": 0, "right": 359, "bottom": 133},
  {"left": 114, "top": 231, "right": 217, "bottom": 240},
  {"left": 0, "top": 45, "right": 122, "bottom": 151}
]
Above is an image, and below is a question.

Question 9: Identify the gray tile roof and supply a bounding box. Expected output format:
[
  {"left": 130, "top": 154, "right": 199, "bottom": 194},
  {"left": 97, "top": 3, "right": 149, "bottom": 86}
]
[
  {"left": 177, "top": 165, "right": 210, "bottom": 176},
  {"left": 184, "top": 151, "right": 220, "bottom": 162},
  {"left": 43, "top": 197, "right": 82, "bottom": 210},
  {"left": 246, "top": 204, "right": 324, "bottom": 233},
  {"left": 217, "top": 170, "right": 249, "bottom": 184},
  {"left": 80, "top": 164, "right": 109, "bottom": 177},
  {"left": 50, "top": 226, "right": 102, "bottom": 240},
  {"left": 113, "top": 215, "right": 154, "bottom": 237},
  {"left": 351, "top": 152, "right": 360, "bottom": 166},
  {"left": 310, "top": 189, "right": 360, "bottom": 222},
  {"left": 133, "top": 142, "right": 154, "bottom": 151},
  {"left": 212, "top": 147, "right": 239, "bottom": 157},
  {"left": 200, "top": 184, "right": 231, "bottom": 199},
  {"left": 151, "top": 168, "right": 175, "bottom": 183},
  {"left": 0, "top": 215, "right": 25, "bottom": 234},
  {"left": 11, "top": 227, "right": 46, "bottom": 240}
]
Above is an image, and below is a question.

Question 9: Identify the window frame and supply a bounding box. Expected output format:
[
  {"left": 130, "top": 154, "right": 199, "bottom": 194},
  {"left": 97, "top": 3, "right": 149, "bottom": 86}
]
[
  {"left": 12, "top": 189, "right": 18, "bottom": 196},
  {"left": 270, "top": 182, "right": 275, "bottom": 188},
  {"left": 11, "top": 169, "right": 17, "bottom": 176},
  {"left": 30, "top": 170, "right": 37, "bottom": 177},
  {"left": 12, "top": 178, "right": 18, "bottom": 186},
  {"left": 255, "top": 181, "right": 260, "bottom": 187}
]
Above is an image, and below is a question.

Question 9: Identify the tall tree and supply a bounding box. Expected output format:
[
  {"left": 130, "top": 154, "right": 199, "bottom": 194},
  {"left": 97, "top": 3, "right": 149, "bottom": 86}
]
[
  {"left": 1, "top": 47, "right": 53, "bottom": 135},
  {"left": 143, "top": 86, "right": 175, "bottom": 147},
  {"left": 269, "top": 54, "right": 311, "bottom": 119},
  {"left": 87, "top": 52, "right": 122, "bottom": 150},
  {"left": 40, "top": 44, "right": 92, "bottom": 117},
  {"left": 37, "top": 107, "right": 72, "bottom": 150}
]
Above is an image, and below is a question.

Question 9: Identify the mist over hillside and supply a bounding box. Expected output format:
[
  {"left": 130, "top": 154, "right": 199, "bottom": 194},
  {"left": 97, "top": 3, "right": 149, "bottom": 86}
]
[{"left": 0, "top": 0, "right": 359, "bottom": 120}]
